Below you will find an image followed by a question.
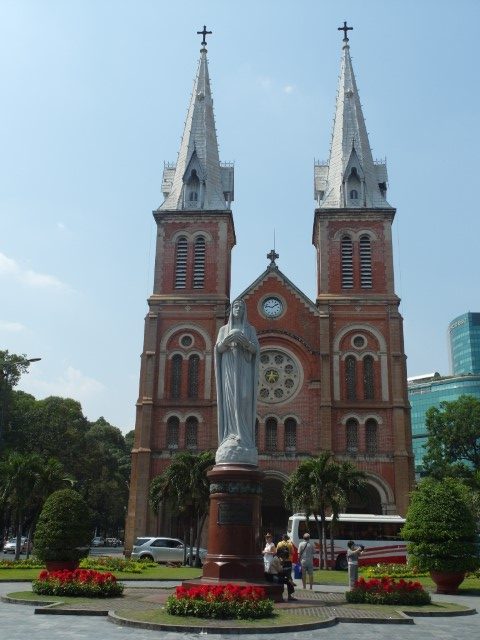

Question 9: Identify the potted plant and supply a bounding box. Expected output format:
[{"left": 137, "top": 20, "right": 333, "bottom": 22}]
[
  {"left": 33, "top": 489, "right": 92, "bottom": 571},
  {"left": 401, "top": 477, "right": 479, "bottom": 594}
]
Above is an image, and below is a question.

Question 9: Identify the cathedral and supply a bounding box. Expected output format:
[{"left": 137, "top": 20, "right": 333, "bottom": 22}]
[{"left": 125, "top": 25, "right": 415, "bottom": 551}]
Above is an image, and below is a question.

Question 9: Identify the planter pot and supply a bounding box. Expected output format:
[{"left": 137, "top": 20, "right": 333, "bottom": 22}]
[
  {"left": 45, "top": 560, "right": 79, "bottom": 572},
  {"left": 429, "top": 570, "right": 466, "bottom": 594}
]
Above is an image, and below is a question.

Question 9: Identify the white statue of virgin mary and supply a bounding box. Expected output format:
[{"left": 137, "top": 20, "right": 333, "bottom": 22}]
[{"left": 214, "top": 299, "right": 259, "bottom": 465}]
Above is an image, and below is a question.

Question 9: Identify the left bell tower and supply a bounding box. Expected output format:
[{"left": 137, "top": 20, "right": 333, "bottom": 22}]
[{"left": 125, "top": 28, "right": 235, "bottom": 553}]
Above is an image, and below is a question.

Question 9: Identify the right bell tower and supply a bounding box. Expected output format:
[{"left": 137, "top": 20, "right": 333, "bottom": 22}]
[{"left": 313, "top": 23, "right": 414, "bottom": 515}]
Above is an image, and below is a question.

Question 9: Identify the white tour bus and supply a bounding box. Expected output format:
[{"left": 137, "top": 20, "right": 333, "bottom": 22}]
[{"left": 287, "top": 513, "right": 407, "bottom": 570}]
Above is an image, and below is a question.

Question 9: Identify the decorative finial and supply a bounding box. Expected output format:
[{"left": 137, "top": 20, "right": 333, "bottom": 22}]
[
  {"left": 267, "top": 249, "right": 279, "bottom": 266},
  {"left": 338, "top": 21, "right": 353, "bottom": 43},
  {"left": 197, "top": 25, "right": 212, "bottom": 48}
]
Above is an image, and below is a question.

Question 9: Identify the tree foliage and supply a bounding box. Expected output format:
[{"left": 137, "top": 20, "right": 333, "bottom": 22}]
[
  {"left": 401, "top": 477, "right": 479, "bottom": 573},
  {"left": 423, "top": 395, "right": 480, "bottom": 479},
  {"left": 284, "top": 452, "right": 366, "bottom": 569}
]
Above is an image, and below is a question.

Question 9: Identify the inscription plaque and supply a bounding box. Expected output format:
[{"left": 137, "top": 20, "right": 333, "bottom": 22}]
[{"left": 217, "top": 502, "right": 252, "bottom": 525}]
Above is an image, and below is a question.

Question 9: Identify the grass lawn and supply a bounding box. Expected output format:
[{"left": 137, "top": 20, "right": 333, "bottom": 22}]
[
  {"left": 0, "top": 565, "right": 203, "bottom": 582},
  {"left": 113, "top": 608, "right": 326, "bottom": 627},
  {"left": 314, "top": 569, "right": 480, "bottom": 595}
]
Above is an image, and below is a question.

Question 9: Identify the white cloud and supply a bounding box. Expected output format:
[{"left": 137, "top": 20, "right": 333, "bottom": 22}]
[
  {"left": 0, "top": 251, "right": 69, "bottom": 291},
  {"left": 257, "top": 76, "right": 273, "bottom": 91},
  {"left": 283, "top": 85, "right": 295, "bottom": 94},
  {"left": 57, "top": 222, "right": 66, "bottom": 230},
  {"left": 0, "top": 321, "right": 25, "bottom": 332},
  {"left": 24, "top": 366, "right": 105, "bottom": 403}
]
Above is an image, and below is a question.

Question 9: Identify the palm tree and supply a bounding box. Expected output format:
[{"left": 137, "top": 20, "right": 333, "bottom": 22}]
[
  {"left": 149, "top": 451, "right": 214, "bottom": 566},
  {"left": 284, "top": 453, "right": 366, "bottom": 569},
  {"left": 0, "top": 452, "right": 42, "bottom": 560}
]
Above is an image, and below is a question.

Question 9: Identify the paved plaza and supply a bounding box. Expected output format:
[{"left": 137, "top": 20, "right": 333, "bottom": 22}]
[{"left": 0, "top": 581, "right": 478, "bottom": 639}]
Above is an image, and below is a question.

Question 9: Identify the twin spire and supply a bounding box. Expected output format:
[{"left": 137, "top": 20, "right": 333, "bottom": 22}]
[
  {"left": 159, "top": 24, "right": 390, "bottom": 213},
  {"left": 159, "top": 28, "right": 233, "bottom": 212}
]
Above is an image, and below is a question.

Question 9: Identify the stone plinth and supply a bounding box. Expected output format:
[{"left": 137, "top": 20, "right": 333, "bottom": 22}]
[{"left": 182, "top": 463, "right": 283, "bottom": 602}]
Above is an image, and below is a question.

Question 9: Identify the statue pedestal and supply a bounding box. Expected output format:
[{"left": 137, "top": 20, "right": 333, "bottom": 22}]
[{"left": 182, "top": 463, "right": 284, "bottom": 602}]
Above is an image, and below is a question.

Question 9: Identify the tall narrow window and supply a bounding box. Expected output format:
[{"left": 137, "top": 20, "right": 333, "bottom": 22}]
[
  {"left": 350, "top": 189, "right": 358, "bottom": 199},
  {"left": 345, "top": 356, "right": 357, "bottom": 400},
  {"left": 185, "top": 417, "right": 198, "bottom": 450},
  {"left": 193, "top": 236, "right": 206, "bottom": 289},
  {"left": 359, "top": 234, "right": 372, "bottom": 288},
  {"left": 365, "top": 419, "right": 378, "bottom": 455},
  {"left": 174, "top": 236, "right": 188, "bottom": 288},
  {"left": 284, "top": 418, "right": 297, "bottom": 450},
  {"left": 187, "top": 354, "right": 200, "bottom": 399},
  {"left": 265, "top": 418, "right": 277, "bottom": 452},
  {"left": 166, "top": 417, "right": 179, "bottom": 449},
  {"left": 346, "top": 418, "right": 358, "bottom": 455},
  {"left": 255, "top": 419, "right": 259, "bottom": 448},
  {"left": 363, "top": 355, "right": 375, "bottom": 400},
  {"left": 341, "top": 235, "right": 354, "bottom": 288},
  {"left": 170, "top": 354, "right": 182, "bottom": 399}
]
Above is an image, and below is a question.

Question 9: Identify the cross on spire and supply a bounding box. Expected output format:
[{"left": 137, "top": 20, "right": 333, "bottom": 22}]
[
  {"left": 197, "top": 25, "right": 212, "bottom": 47},
  {"left": 267, "top": 249, "right": 279, "bottom": 266},
  {"left": 338, "top": 21, "right": 353, "bottom": 42}
]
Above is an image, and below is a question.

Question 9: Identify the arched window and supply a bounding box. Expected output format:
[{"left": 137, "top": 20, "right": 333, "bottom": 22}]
[
  {"left": 193, "top": 236, "right": 206, "bottom": 289},
  {"left": 341, "top": 235, "right": 354, "bottom": 288},
  {"left": 345, "top": 356, "right": 357, "bottom": 400},
  {"left": 174, "top": 236, "right": 188, "bottom": 289},
  {"left": 284, "top": 418, "right": 297, "bottom": 450},
  {"left": 186, "top": 169, "right": 200, "bottom": 205},
  {"left": 359, "top": 234, "right": 372, "bottom": 288},
  {"left": 346, "top": 418, "right": 358, "bottom": 455},
  {"left": 365, "top": 418, "right": 378, "bottom": 455},
  {"left": 170, "top": 354, "right": 182, "bottom": 399},
  {"left": 185, "top": 416, "right": 198, "bottom": 450},
  {"left": 255, "top": 419, "right": 259, "bottom": 448},
  {"left": 166, "top": 416, "right": 179, "bottom": 449},
  {"left": 350, "top": 189, "right": 358, "bottom": 199},
  {"left": 265, "top": 418, "right": 277, "bottom": 452},
  {"left": 189, "top": 191, "right": 198, "bottom": 201},
  {"left": 363, "top": 355, "right": 375, "bottom": 400},
  {"left": 187, "top": 354, "right": 200, "bottom": 399}
]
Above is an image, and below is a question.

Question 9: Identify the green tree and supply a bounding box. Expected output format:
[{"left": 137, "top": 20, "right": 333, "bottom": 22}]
[
  {"left": 284, "top": 452, "right": 366, "bottom": 569},
  {"left": 150, "top": 451, "right": 214, "bottom": 566},
  {"left": 0, "top": 351, "right": 33, "bottom": 449},
  {"left": 423, "top": 395, "right": 480, "bottom": 478}
]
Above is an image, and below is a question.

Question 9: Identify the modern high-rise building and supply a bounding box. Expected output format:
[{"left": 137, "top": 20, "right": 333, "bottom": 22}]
[
  {"left": 409, "top": 311, "right": 480, "bottom": 473},
  {"left": 125, "top": 26, "right": 414, "bottom": 552},
  {"left": 449, "top": 312, "right": 480, "bottom": 375}
]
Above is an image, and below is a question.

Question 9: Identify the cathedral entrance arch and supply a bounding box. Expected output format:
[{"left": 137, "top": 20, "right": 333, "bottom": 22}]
[{"left": 261, "top": 472, "right": 289, "bottom": 541}]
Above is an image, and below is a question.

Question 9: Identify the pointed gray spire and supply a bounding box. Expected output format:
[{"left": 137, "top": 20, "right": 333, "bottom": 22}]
[
  {"left": 159, "top": 47, "right": 233, "bottom": 211},
  {"left": 315, "top": 36, "right": 390, "bottom": 209}
]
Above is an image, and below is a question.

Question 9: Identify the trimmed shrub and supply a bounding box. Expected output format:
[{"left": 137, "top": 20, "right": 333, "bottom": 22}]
[
  {"left": 362, "top": 563, "right": 428, "bottom": 579},
  {"left": 34, "top": 489, "right": 91, "bottom": 563},
  {"left": 80, "top": 556, "right": 145, "bottom": 573},
  {"left": 0, "top": 556, "right": 44, "bottom": 569},
  {"left": 401, "top": 478, "right": 479, "bottom": 573},
  {"left": 32, "top": 568, "right": 124, "bottom": 597},
  {"left": 346, "top": 576, "right": 431, "bottom": 605},
  {"left": 166, "top": 584, "right": 274, "bottom": 619}
]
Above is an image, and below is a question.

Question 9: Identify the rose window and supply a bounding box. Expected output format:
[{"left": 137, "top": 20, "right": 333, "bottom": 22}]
[{"left": 258, "top": 350, "right": 301, "bottom": 404}]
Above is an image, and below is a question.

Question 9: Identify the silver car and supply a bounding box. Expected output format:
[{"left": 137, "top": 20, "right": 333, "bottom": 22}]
[{"left": 131, "top": 536, "right": 207, "bottom": 565}]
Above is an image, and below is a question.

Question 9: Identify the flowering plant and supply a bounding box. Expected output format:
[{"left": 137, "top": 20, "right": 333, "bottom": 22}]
[
  {"left": 32, "top": 568, "right": 124, "bottom": 598},
  {"left": 362, "top": 563, "right": 428, "bottom": 579},
  {"left": 166, "top": 583, "right": 274, "bottom": 619},
  {"left": 346, "top": 576, "right": 431, "bottom": 606}
]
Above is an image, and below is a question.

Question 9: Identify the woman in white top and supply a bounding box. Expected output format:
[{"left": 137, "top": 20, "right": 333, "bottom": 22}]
[{"left": 262, "top": 533, "right": 276, "bottom": 574}]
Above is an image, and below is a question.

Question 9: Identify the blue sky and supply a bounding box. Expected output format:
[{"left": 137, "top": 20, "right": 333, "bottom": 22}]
[{"left": 1, "top": 0, "right": 479, "bottom": 432}]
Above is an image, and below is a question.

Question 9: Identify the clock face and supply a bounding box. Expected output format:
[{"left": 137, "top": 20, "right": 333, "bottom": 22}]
[{"left": 262, "top": 297, "right": 283, "bottom": 318}]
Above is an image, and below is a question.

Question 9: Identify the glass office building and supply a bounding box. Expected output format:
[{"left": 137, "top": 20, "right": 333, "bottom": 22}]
[
  {"left": 408, "top": 373, "right": 480, "bottom": 473},
  {"left": 449, "top": 312, "right": 480, "bottom": 375}
]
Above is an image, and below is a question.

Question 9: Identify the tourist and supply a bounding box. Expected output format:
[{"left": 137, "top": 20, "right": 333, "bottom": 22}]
[
  {"left": 346, "top": 539, "right": 364, "bottom": 588},
  {"left": 276, "top": 533, "right": 294, "bottom": 560},
  {"left": 297, "top": 532, "right": 315, "bottom": 589},
  {"left": 262, "top": 532, "right": 276, "bottom": 575}
]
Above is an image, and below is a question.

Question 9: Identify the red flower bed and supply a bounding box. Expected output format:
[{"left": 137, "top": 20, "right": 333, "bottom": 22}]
[
  {"left": 32, "top": 568, "right": 124, "bottom": 598},
  {"left": 166, "top": 583, "right": 274, "bottom": 619},
  {"left": 346, "top": 576, "right": 431, "bottom": 605}
]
